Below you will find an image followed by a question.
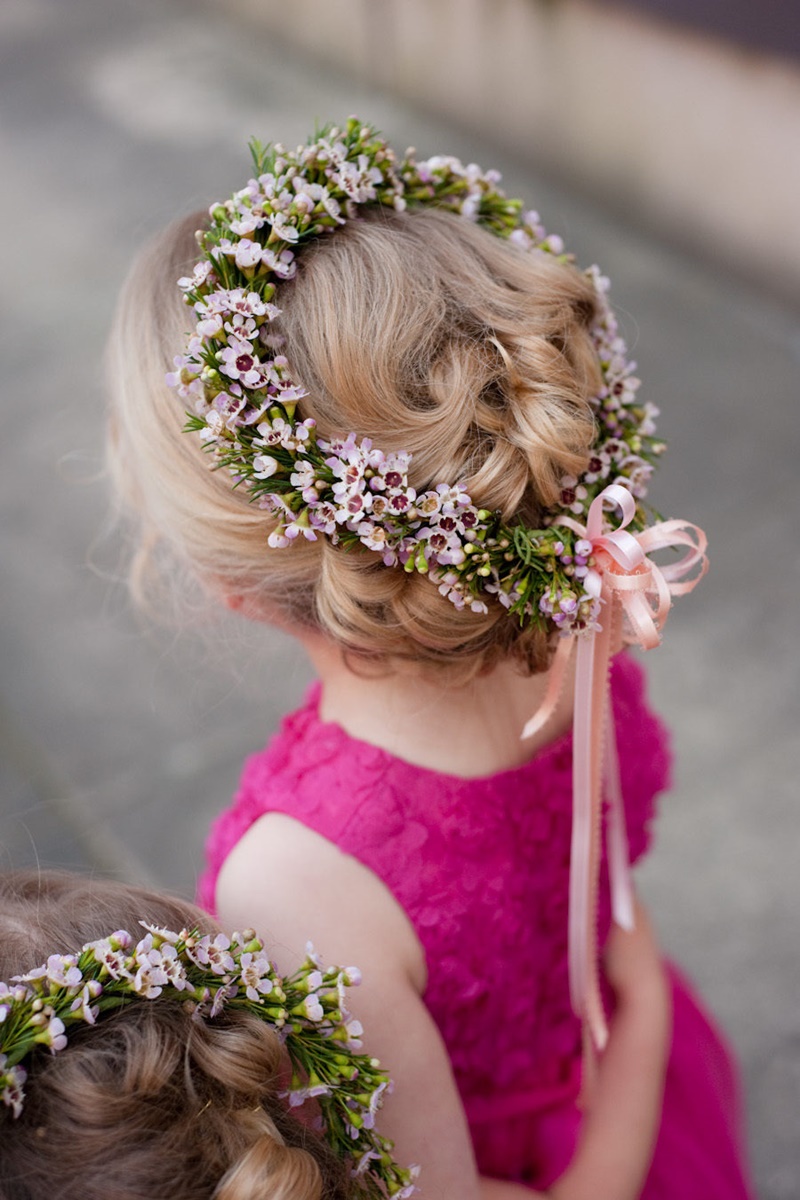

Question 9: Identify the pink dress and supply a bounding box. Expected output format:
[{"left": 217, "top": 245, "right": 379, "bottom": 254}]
[{"left": 200, "top": 654, "right": 754, "bottom": 1197}]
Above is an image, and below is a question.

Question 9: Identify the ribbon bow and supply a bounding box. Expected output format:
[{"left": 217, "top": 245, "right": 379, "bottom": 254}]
[{"left": 522, "top": 484, "right": 708, "bottom": 1055}]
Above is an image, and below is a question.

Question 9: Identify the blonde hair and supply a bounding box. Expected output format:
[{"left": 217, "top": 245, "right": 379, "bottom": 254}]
[
  {"left": 107, "top": 206, "right": 601, "bottom": 680},
  {"left": 0, "top": 872, "right": 350, "bottom": 1200}
]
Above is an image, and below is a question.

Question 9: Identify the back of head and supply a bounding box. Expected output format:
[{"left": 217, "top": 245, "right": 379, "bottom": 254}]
[
  {"left": 108, "top": 200, "right": 602, "bottom": 681},
  {"left": 0, "top": 871, "right": 349, "bottom": 1200}
]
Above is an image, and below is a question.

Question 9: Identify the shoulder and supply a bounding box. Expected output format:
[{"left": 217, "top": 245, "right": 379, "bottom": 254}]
[
  {"left": 216, "top": 813, "right": 484, "bottom": 1198},
  {"left": 215, "top": 812, "right": 427, "bottom": 992}
]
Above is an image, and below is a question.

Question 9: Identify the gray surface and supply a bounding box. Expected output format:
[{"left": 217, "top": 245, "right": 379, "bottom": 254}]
[{"left": 1, "top": 0, "right": 798, "bottom": 1193}]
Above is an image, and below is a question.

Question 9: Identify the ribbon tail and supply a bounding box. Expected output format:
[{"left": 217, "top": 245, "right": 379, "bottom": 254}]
[
  {"left": 571, "top": 617, "right": 611, "bottom": 1054},
  {"left": 521, "top": 636, "right": 574, "bottom": 741},
  {"left": 604, "top": 711, "right": 636, "bottom": 933}
]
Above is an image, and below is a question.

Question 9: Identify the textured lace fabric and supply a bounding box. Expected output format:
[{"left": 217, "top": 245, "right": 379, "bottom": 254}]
[{"left": 201, "top": 653, "right": 754, "bottom": 1196}]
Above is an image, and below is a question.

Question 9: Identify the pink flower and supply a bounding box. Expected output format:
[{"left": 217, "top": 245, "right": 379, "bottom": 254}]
[
  {"left": 0, "top": 1061, "right": 26, "bottom": 1118},
  {"left": 559, "top": 475, "right": 589, "bottom": 515},
  {"left": 308, "top": 503, "right": 338, "bottom": 536},
  {"left": 239, "top": 952, "right": 276, "bottom": 1002},
  {"left": 415, "top": 490, "right": 442, "bottom": 516},
  {"left": 224, "top": 314, "right": 258, "bottom": 341},
  {"left": 357, "top": 521, "right": 387, "bottom": 551},
  {"left": 187, "top": 933, "right": 236, "bottom": 977},
  {"left": 85, "top": 937, "right": 133, "bottom": 980},
  {"left": 287, "top": 1082, "right": 332, "bottom": 1107}
]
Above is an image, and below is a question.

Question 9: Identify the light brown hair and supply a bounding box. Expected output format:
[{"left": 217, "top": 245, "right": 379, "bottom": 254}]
[
  {"left": 0, "top": 871, "right": 350, "bottom": 1200},
  {"left": 107, "top": 206, "right": 601, "bottom": 680}
]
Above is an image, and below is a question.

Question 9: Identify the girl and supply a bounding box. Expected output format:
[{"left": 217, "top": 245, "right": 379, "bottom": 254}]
[
  {"left": 107, "top": 122, "right": 754, "bottom": 1198},
  {"left": 0, "top": 870, "right": 356, "bottom": 1200}
]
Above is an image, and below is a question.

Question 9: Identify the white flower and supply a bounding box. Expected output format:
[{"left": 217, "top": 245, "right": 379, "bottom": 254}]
[
  {"left": 289, "top": 461, "right": 317, "bottom": 489},
  {"left": 509, "top": 228, "right": 532, "bottom": 249},
  {"left": 19, "top": 954, "right": 82, "bottom": 990},
  {"left": 230, "top": 211, "right": 267, "bottom": 237},
  {"left": 460, "top": 192, "right": 481, "bottom": 220},
  {"left": 343, "top": 1016, "right": 363, "bottom": 1049},
  {"left": 197, "top": 313, "right": 223, "bottom": 339},
  {"left": 69, "top": 980, "right": 103, "bottom": 1024},
  {"left": 269, "top": 212, "right": 300, "bottom": 244},
  {"left": 32, "top": 1012, "right": 68, "bottom": 1053},
  {"left": 131, "top": 940, "right": 172, "bottom": 999},
  {"left": 253, "top": 454, "right": 279, "bottom": 479},
  {"left": 303, "top": 994, "right": 325, "bottom": 1022},
  {"left": 177, "top": 260, "right": 214, "bottom": 292},
  {"left": 233, "top": 239, "right": 264, "bottom": 270},
  {"left": 304, "top": 940, "right": 323, "bottom": 969},
  {"left": 361, "top": 1080, "right": 388, "bottom": 1129},
  {"left": 260, "top": 246, "right": 296, "bottom": 279}
]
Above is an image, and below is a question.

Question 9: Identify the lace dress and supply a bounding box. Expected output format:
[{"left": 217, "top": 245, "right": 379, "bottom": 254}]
[{"left": 199, "top": 654, "right": 753, "bottom": 1197}]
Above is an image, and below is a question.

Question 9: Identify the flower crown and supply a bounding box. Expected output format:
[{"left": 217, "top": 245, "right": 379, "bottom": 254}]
[
  {"left": 169, "top": 117, "right": 664, "bottom": 636},
  {"left": 0, "top": 926, "right": 416, "bottom": 1200}
]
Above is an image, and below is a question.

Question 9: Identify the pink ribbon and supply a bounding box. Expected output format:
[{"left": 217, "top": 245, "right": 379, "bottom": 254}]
[{"left": 522, "top": 484, "right": 707, "bottom": 1053}]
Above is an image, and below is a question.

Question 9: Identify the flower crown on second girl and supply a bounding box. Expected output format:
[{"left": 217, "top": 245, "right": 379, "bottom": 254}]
[
  {"left": 168, "top": 119, "right": 708, "bottom": 1055},
  {"left": 0, "top": 924, "right": 417, "bottom": 1199}
]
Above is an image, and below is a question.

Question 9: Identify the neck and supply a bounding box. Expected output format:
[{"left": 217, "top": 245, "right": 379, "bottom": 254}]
[{"left": 300, "top": 634, "right": 575, "bottom": 777}]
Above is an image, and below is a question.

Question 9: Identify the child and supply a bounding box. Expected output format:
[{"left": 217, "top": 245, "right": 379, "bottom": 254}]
[
  {"left": 0, "top": 870, "right": 356, "bottom": 1200},
  {"left": 106, "top": 122, "right": 754, "bottom": 1198}
]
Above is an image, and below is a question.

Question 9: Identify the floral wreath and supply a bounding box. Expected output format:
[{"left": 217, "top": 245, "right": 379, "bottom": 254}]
[
  {"left": 169, "top": 117, "right": 665, "bottom": 636},
  {"left": 0, "top": 926, "right": 417, "bottom": 1200}
]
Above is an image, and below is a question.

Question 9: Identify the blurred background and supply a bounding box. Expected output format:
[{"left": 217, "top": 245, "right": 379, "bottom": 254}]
[{"left": 1, "top": 0, "right": 798, "bottom": 1192}]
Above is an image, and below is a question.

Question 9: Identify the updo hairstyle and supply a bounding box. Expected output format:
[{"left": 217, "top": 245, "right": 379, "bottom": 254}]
[
  {"left": 108, "top": 205, "right": 602, "bottom": 680},
  {"left": 0, "top": 871, "right": 350, "bottom": 1200}
]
